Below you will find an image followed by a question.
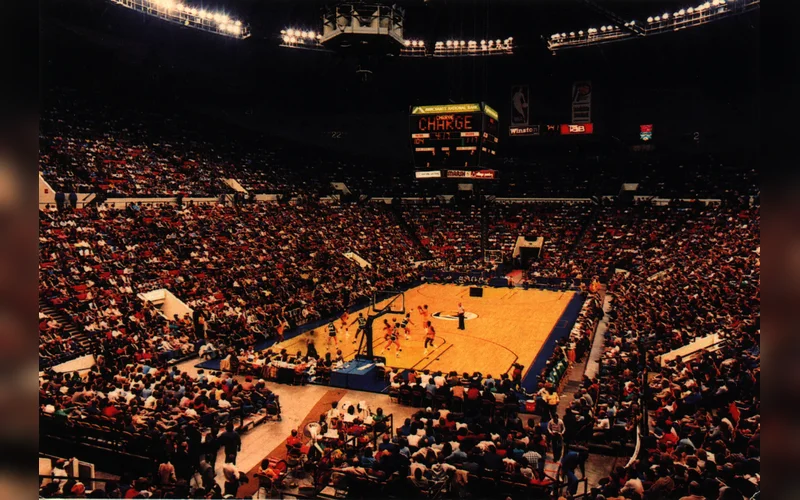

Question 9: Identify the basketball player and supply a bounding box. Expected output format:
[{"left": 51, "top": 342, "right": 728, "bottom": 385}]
[
  {"left": 340, "top": 310, "right": 350, "bottom": 332},
  {"left": 457, "top": 302, "right": 466, "bottom": 330},
  {"left": 382, "top": 319, "right": 393, "bottom": 338},
  {"left": 276, "top": 317, "right": 288, "bottom": 343},
  {"left": 326, "top": 321, "right": 339, "bottom": 349},
  {"left": 423, "top": 321, "right": 437, "bottom": 355},
  {"left": 348, "top": 312, "right": 368, "bottom": 344},
  {"left": 400, "top": 313, "right": 415, "bottom": 340},
  {"left": 382, "top": 322, "right": 402, "bottom": 357},
  {"left": 418, "top": 304, "right": 429, "bottom": 323},
  {"left": 380, "top": 319, "right": 393, "bottom": 351}
]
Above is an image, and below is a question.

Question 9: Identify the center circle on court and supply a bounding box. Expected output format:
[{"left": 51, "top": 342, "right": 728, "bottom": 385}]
[{"left": 432, "top": 311, "right": 478, "bottom": 321}]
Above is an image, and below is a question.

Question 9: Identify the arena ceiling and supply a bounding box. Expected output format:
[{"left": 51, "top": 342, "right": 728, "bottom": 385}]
[{"left": 39, "top": 0, "right": 759, "bottom": 157}]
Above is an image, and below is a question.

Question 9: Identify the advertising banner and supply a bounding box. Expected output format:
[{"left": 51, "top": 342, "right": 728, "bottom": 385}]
[
  {"left": 571, "top": 81, "right": 592, "bottom": 124},
  {"left": 560, "top": 123, "right": 594, "bottom": 135}
]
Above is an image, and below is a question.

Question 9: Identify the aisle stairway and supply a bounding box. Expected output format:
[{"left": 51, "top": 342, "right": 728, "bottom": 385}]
[
  {"left": 565, "top": 203, "right": 600, "bottom": 260},
  {"left": 39, "top": 298, "right": 94, "bottom": 358},
  {"left": 391, "top": 205, "right": 434, "bottom": 260}
]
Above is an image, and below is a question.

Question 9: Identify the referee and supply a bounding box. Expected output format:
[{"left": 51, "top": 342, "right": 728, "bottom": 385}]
[{"left": 457, "top": 302, "right": 465, "bottom": 330}]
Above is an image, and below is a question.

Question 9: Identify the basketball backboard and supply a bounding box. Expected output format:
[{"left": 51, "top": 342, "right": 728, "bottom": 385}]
[{"left": 371, "top": 290, "right": 405, "bottom": 315}]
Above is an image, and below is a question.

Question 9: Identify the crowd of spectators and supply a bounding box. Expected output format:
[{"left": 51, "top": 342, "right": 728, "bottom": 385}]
[
  {"left": 39, "top": 94, "right": 758, "bottom": 202},
  {"left": 38, "top": 193, "right": 759, "bottom": 499},
  {"left": 39, "top": 102, "right": 236, "bottom": 196},
  {"left": 40, "top": 356, "right": 280, "bottom": 499},
  {"left": 575, "top": 204, "right": 760, "bottom": 499},
  {"left": 309, "top": 370, "right": 566, "bottom": 500},
  {"left": 38, "top": 201, "right": 425, "bottom": 369},
  {"left": 39, "top": 94, "right": 344, "bottom": 198},
  {"left": 400, "top": 199, "right": 593, "bottom": 276},
  {"left": 39, "top": 312, "right": 82, "bottom": 369}
]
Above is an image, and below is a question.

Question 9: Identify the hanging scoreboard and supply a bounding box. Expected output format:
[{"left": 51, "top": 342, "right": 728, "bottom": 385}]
[{"left": 410, "top": 102, "right": 499, "bottom": 171}]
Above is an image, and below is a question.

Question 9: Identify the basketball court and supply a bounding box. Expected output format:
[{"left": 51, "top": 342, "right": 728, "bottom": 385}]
[{"left": 271, "top": 283, "right": 577, "bottom": 379}]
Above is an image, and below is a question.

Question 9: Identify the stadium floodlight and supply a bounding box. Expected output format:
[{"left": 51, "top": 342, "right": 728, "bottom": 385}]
[
  {"left": 547, "top": 0, "right": 758, "bottom": 51},
  {"left": 280, "top": 26, "right": 324, "bottom": 48},
  {"left": 279, "top": 3, "right": 514, "bottom": 59},
  {"left": 107, "top": 0, "right": 250, "bottom": 38}
]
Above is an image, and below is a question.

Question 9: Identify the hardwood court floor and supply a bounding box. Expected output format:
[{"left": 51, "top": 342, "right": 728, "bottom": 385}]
[{"left": 273, "top": 283, "right": 576, "bottom": 378}]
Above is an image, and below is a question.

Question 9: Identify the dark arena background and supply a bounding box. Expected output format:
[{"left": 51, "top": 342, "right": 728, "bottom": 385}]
[{"left": 38, "top": 1, "right": 759, "bottom": 499}]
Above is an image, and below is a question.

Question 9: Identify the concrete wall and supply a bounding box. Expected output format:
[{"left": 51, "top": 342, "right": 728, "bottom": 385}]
[
  {"left": 343, "top": 251, "right": 371, "bottom": 269},
  {"left": 139, "top": 289, "right": 193, "bottom": 320},
  {"left": 51, "top": 354, "right": 96, "bottom": 373},
  {"left": 512, "top": 235, "right": 544, "bottom": 259},
  {"left": 658, "top": 333, "right": 722, "bottom": 366},
  {"left": 39, "top": 174, "right": 56, "bottom": 205},
  {"left": 224, "top": 178, "right": 249, "bottom": 193}
]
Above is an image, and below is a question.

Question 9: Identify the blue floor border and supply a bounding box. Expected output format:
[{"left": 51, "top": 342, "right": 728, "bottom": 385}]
[{"left": 520, "top": 292, "right": 586, "bottom": 393}]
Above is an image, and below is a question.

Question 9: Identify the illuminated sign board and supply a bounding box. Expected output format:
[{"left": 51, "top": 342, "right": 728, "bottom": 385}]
[
  {"left": 560, "top": 123, "right": 594, "bottom": 135},
  {"left": 445, "top": 169, "right": 497, "bottom": 179},
  {"left": 509, "top": 125, "right": 540, "bottom": 136},
  {"left": 415, "top": 170, "right": 443, "bottom": 178},
  {"left": 640, "top": 124, "right": 653, "bottom": 141},
  {"left": 411, "top": 103, "right": 482, "bottom": 115}
]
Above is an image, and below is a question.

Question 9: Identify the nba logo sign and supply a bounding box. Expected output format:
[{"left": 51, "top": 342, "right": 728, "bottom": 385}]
[{"left": 511, "top": 85, "right": 529, "bottom": 126}]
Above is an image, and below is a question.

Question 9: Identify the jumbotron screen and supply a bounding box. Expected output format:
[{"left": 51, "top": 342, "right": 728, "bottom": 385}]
[{"left": 410, "top": 103, "right": 499, "bottom": 169}]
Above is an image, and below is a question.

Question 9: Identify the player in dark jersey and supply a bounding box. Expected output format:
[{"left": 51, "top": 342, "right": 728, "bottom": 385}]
[
  {"left": 348, "top": 312, "right": 368, "bottom": 344},
  {"left": 400, "top": 313, "right": 415, "bottom": 340},
  {"left": 381, "top": 322, "right": 402, "bottom": 357},
  {"left": 326, "top": 321, "right": 338, "bottom": 349}
]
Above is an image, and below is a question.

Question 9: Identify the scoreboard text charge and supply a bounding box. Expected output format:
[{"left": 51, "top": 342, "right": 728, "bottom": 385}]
[
  {"left": 409, "top": 102, "right": 498, "bottom": 170},
  {"left": 415, "top": 114, "right": 478, "bottom": 132}
]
